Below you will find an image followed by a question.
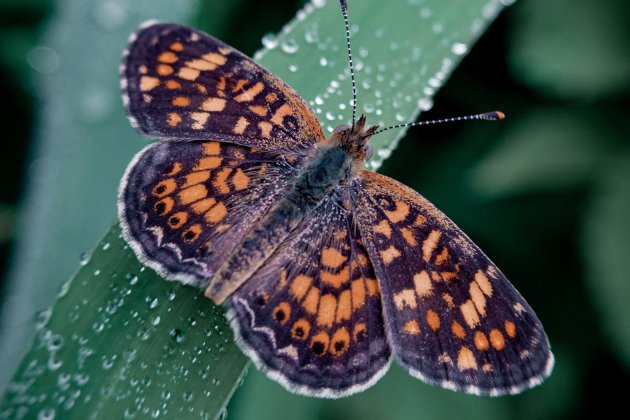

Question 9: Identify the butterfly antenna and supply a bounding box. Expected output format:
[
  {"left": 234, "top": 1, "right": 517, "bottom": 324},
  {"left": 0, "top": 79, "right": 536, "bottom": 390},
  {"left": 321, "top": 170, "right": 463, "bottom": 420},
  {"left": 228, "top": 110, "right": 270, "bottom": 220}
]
[
  {"left": 370, "top": 111, "right": 505, "bottom": 137},
  {"left": 340, "top": 0, "right": 357, "bottom": 127}
]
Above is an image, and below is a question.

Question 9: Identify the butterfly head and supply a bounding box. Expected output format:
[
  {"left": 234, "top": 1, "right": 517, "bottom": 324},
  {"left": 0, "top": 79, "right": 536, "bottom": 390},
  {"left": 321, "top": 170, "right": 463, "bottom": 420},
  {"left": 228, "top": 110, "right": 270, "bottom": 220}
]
[{"left": 329, "top": 114, "right": 379, "bottom": 166}]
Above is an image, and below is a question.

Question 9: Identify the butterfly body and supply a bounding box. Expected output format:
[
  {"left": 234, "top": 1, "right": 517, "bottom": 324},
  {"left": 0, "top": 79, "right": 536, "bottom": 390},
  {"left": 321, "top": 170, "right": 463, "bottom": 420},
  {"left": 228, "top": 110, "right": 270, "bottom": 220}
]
[{"left": 119, "top": 20, "right": 552, "bottom": 398}]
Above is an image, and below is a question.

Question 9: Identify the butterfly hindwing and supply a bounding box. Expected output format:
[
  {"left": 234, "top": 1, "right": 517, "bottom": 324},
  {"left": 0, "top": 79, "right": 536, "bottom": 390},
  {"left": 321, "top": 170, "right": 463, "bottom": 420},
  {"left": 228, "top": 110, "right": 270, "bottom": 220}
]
[
  {"left": 119, "top": 139, "right": 301, "bottom": 287},
  {"left": 121, "top": 22, "right": 325, "bottom": 152},
  {"left": 352, "top": 170, "right": 553, "bottom": 396},
  {"left": 227, "top": 197, "right": 391, "bottom": 397}
]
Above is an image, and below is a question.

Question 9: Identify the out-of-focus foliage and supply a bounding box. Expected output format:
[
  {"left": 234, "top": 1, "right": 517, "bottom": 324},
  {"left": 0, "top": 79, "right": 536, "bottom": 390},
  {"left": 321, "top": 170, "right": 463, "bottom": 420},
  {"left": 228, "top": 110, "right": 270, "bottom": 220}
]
[{"left": 1, "top": 0, "right": 629, "bottom": 418}]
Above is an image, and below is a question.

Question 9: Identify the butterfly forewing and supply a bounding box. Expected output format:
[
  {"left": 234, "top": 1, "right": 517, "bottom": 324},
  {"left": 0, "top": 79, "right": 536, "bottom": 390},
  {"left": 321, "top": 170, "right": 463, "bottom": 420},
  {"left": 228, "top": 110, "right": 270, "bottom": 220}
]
[
  {"left": 352, "top": 170, "right": 553, "bottom": 395},
  {"left": 227, "top": 197, "right": 391, "bottom": 397},
  {"left": 122, "top": 22, "right": 325, "bottom": 152},
  {"left": 119, "top": 140, "right": 300, "bottom": 287}
]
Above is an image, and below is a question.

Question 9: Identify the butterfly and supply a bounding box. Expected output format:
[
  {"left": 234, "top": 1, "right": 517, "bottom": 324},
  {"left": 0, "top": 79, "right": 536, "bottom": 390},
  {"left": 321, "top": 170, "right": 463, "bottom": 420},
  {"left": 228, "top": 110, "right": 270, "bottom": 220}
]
[{"left": 118, "top": 0, "right": 552, "bottom": 399}]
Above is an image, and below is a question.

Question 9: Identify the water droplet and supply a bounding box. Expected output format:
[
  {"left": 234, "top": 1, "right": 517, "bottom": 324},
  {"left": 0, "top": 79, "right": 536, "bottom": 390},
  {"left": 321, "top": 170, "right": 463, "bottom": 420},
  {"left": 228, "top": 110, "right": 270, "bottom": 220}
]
[
  {"left": 451, "top": 42, "right": 468, "bottom": 56},
  {"left": 420, "top": 8, "right": 431, "bottom": 19},
  {"left": 417, "top": 97, "right": 434, "bottom": 111},
  {"left": 37, "top": 407, "right": 56, "bottom": 420},
  {"left": 314, "top": 96, "right": 324, "bottom": 105},
  {"left": 377, "top": 148, "right": 392, "bottom": 159},
  {"left": 130, "top": 275, "right": 139, "bottom": 286},
  {"left": 79, "top": 251, "right": 91, "bottom": 266},
  {"left": 35, "top": 309, "right": 52, "bottom": 330},
  {"left": 288, "top": 64, "right": 298, "bottom": 72},
  {"left": 148, "top": 298, "right": 159, "bottom": 309},
  {"left": 280, "top": 39, "right": 298, "bottom": 54},
  {"left": 261, "top": 33, "right": 278, "bottom": 49},
  {"left": 312, "top": 0, "right": 326, "bottom": 8},
  {"left": 183, "top": 391, "right": 194, "bottom": 402},
  {"left": 151, "top": 315, "right": 161, "bottom": 326},
  {"left": 319, "top": 57, "right": 328, "bottom": 67},
  {"left": 170, "top": 328, "right": 184, "bottom": 343},
  {"left": 93, "top": 269, "right": 101, "bottom": 276},
  {"left": 93, "top": 0, "right": 126, "bottom": 30},
  {"left": 101, "top": 242, "right": 111, "bottom": 251},
  {"left": 27, "top": 47, "right": 59, "bottom": 74}
]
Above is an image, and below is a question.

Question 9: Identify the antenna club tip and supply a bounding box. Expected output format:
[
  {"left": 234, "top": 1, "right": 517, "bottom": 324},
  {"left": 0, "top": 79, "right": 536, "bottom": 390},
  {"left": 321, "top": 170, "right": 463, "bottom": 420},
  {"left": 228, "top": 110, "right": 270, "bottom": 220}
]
[{"left": 495, "top": 111, "right": 506, "bottom": 120}]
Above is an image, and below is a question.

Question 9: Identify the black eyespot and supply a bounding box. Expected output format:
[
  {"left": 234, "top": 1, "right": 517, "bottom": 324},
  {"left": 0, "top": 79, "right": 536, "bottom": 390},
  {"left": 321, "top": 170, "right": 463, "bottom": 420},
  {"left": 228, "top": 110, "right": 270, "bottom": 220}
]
[
  {"left": 363, "top": 143, "right": 373, "bottom": 161},
  {"left": 312, "top": 341, "right": 326, "bottom": 355}
]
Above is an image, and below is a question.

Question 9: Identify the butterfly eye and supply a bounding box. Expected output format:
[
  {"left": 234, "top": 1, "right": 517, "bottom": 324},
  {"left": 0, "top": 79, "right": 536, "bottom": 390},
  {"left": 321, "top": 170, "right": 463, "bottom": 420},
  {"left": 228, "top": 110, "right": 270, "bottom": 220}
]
[
  {"left": 332, "top": 124, "right": 351, "bottom": 135},
  {"left": 363, "top": 143, "right": 373, "bottom": 161}
]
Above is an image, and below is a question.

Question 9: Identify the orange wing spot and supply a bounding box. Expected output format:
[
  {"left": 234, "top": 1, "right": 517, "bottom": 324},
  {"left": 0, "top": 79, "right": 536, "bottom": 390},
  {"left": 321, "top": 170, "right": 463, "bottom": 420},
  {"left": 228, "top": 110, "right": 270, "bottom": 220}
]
[
  {"left": 271, "top": 103, "right": 293, "bottom": 126},
  {"left": 172, "top": 96, "right": 191, "bottom": 107},
  {"left": 218, "top": 47, "right": 231, "bottom": 55},
  {"left": 169, "top": 42, "right": 184, "bottom": 51},
  {"left": 157, "top": 64, "right": 174, "bottom": 76},
  {"left": 366, "top": 279, "right": 379, "bottom": 296},
  {"left": 232, "top": 150, "right": 246, "bottom": 160},
  {"left": 232, "top": 168, "right": 250, "bottom": 191},
  {"left": 475, "top": 270, "right": 493, "bottom": 296},
  {"left": 380, "top": 245, "right": 401, "bottom": 265},
  {"left": 310, "top": 332, "right": 330, "bottom": 356},
  {"left": 320, "top": 267, "right": 350, "bottom": 288},
  {"left": 152, "top": 179, "right": 176, "bottom": 198},
  {"left": 190, "top": 112, "right": 209, "bottom": 130},
  {"left": 474, "top": 331, "right": 490, "bottom": 351},
  {"left": 384, "top": 200, "right": 410, "bottom": 223},
  {"left": 330, "top": 328, "right": 350, "bottom": 357},
  {"left": 272, "top": 302, "right": 291, "bottom": 325},
  {"left": 164, "top": 80, "right": 182, "bottom": 90},
  {"left": 514, "top": 302, "right": 526, "bottom": 314},
  {"left": 290, "top": 274, "right": 312, "bottom": 300},
  {"left": 182, "top": 224, "right": 202, "bottom": 242},
  {"left": 202, "top": 142, "right": 221, "bottom": 156},
  {"left": 248, "top": 105, "right": 267, "bottom": 116},
  {"left": 234, "top": 81, "right": 265, "bottom": 102},
  {"left": 451, "top": 321, "right": 466, "bottom": 340},
  {"left": 317, "top": 294, "right": 337, "bottom": 328},
  {"left": 178, "top": 184, "right": 208, "bottom": 205},
  {"left": 460, "top": 300, "right": 480, "bottom": 329},
  {"left": 178, "top": 67, "right": 200, "bottom": 81},
  {"left": 153, "top": 197, "right": 175, "bottom": 216},
  {"left": 168, "top": 212, "right": 188, "bottom": 229},
  {"left": 278, "top": 270, "right": 288, "bottom": 289},
  {"left": 336, "top": 290, "right": 351, "bottom": 323},
  {"left": 489, "top": 329, "right": 506, "bottom": 350},
  {"left": 138, "top": 65, "right": 148, "bottom": 74},
  {"left": 182, "top": 170, "right": 210, "bottom": 188},
  {"left": 505, "top": 320, "right": 517, "bottom": 338},
  {"left": 212, "top": 167, "right": 232, "bottom": 194},
  {"left": 404, "top": 319, "right": 421, "bottom": 336},
  {"left": 200, "top": 97, "right": 226, "bottom": 112},
  {"left": 422, "top": 230, "right": 441, "bottom": 262},
  {"left": 469, "top": 281, "right": 487, "bottom": 317},
  {"left": 356, "top": 253, "right": 369, "bottom": 267},
  {"left": 185, "top": 58, "right": 218, "bottom": 71},
  {"left": 414, "top": 215, "right": 427, "bottom": 227},
  {"left": 165, "top": 162, "right": 182, "bottom": 176},
  {"left": 194, "top": 156, "right": 223, "bottom": 170},
  {"left": 202, "top": 52, "right": 227, "bottom": 65},
  {"left": 482, "top": 363, "right": 493, "bottom": 373},
  {"left": 204, "top": 202, "right": 227, "bottom": 224},
  {"left": 438, "top": 353, "right": 453, "bottom": 365},
  {"left": 431, "top": 271, "right": 441, "bottom": 282},
  {"left": 374, "top": 219, "right": 392, "bottom": 238},
  {"left": 191, "top": 198, "right": 217, "bottom": 214},
  {"left": 457, "top": 347, "right": 478, "bottom": 371},
  {"left": 258, "top": 121, "right": 272, "bottom": 138},
  {"left": 413, "top": 271, "right": 432, "bottom": 298},
  {"left": 426, "top": 309, "right": 440, "bottom": 331},
  {"left": 233, "top": 116, "right": 249, "bottom": 135},
  {"left": 302, "top": 287, "right": 320, "bottom": 315},
  {"left": 167, "top": 112, "right": 182, "bottom": 127},
  {"left": 393, "top": 289, "right": 417, "bottom": 311},
  {"left": 193, "top": 83, "right": 207, "bottom": 94},
  {"left": 437, "top": 295, "right": 453, "bottom": 310},
  {"left": 157, "top": 51, "right": 178, "bottom": 63},
  {"left": 216, "top": 77, "right": 227, "bottom": 96},
  {"left": 351, "top": 279, "right": 366, "bottom": 310},
  {"left": 352, "top": 323, "right": 367, "bottom": 343},
  {"left": 231, "top": 79, "right": 248, "bottom": 93},
  {"left": 435, "top": 247, "right": 449, "bottom": 265},
  {"left": 265, "top": 92, "right": 278, "bottom": 103},
  {"left": 320, "top": 248, "right": 347, "bottom": 269},
  {"left": 401, "top": 227, "right": 417, "bottom": 246},
  {"left": 140, "top": 76, "right": 160, "bottom": 91},
  {"left": 291, "top": 319, "right": 311, "bottom": 340},
  {"left": 441, "top": 272, "right": 458, "bottom": 281}
]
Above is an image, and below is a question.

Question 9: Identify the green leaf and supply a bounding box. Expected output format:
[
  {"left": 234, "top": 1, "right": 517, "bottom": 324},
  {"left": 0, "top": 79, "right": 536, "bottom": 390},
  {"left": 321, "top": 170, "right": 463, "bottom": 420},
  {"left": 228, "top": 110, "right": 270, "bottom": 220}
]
[
  {"left": 2, "top": 0, "right": 512, "bottom": 416},
  {"left": 582, "top": 152, "right": 630, "bottom": 368},
  {"left": 509, "top": 0, "right": 630, "bottom": 99}
]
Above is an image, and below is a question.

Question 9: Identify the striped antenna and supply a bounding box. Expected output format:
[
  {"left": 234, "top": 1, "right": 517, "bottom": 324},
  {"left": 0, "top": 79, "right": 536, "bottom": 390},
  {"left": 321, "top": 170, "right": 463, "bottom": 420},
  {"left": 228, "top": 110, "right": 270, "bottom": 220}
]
[
  {"left": 339, "top": 0, "right": 357, "bottom": 127},
  {"left": 370, "top": 111, "right": 505, "bottom": 137}
]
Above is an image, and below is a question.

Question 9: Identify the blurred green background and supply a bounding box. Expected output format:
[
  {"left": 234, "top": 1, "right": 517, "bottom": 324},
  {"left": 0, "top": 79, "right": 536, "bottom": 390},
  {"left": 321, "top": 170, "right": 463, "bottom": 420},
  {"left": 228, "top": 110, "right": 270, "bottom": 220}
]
[{"left": 1, "top": 0, "right": 629, "bottom": 418}]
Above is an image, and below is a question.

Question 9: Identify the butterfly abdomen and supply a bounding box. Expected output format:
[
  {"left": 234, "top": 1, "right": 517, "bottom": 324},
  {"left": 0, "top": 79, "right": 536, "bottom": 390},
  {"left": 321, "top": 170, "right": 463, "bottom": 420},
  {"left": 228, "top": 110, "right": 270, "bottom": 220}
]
[{"left": 206, "top": 144, "right": 352, "bottom": 303}]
